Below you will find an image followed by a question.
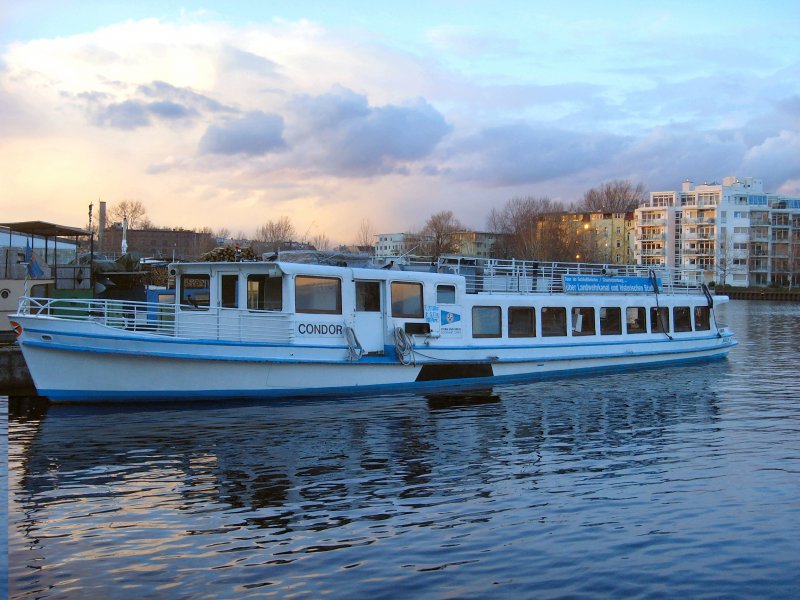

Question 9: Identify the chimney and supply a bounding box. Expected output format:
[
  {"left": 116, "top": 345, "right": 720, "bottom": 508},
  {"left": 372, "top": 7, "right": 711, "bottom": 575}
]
[{"left": 98, "top": 201, "right": 107, "bottom": 252}]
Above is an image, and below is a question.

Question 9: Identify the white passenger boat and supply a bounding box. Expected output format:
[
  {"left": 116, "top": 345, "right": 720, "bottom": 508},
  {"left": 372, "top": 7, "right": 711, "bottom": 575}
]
[{"left": 9, "top": 255, "right": 736, "bottom": 402}]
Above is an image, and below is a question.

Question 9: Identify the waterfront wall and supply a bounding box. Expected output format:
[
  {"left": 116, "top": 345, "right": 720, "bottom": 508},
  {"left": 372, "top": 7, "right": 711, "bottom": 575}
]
[
  {"left": 716, "top": 287, "right": 800, "bottom": 301},
  {"left": 0, "top": 344, "right": 37, "bottom": 395}
]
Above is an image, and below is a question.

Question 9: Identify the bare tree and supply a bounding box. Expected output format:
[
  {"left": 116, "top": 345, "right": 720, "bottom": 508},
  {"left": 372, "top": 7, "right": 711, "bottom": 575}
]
[
  {"left": 310, "top": 232, "right": 331, "bottom": 251},
  {"left": 487, "top": 196, "right": 562, "bottom": 259},
  {"left": 110, "top": 200, "right": 149, "bottom": 229},
  {"left": 420, "top": 210, "right": 463, "bottom": 259},
  {"left": 580, "top": 180, "right": 646, "bottom": 212},
  {"left": 255, "top": 216, "right": 296, "bottom": 253},
  {"left": 355, "top": 218, "right": 375, "bottom": 248}
]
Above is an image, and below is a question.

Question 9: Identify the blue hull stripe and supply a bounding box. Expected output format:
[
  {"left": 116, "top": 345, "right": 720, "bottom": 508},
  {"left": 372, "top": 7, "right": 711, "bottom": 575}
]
[{"left": 22, "top": 337, "right": 736, "bottom": 366}]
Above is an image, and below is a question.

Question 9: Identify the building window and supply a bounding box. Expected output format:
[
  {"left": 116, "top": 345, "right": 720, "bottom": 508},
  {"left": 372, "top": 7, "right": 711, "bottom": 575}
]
[
  {"left": 296, "top": 276, "right": 342, "bottom": 314},
  {"left": 180, "top": 274, "right": 210, "bottom": 309},
  {"left": 472, "top": 306, "right": 501, "bottom": 338},
  {"left": 650, "top": 307, "right": 670, "bottom": 334},
  {"left": 391, "top": 281, "right": 423, "bottom": 318},
  {"left": 626, "top": 307, "right": 646, "bottom": 334},
  {"left": 694, "top": 306, "right": 710, "bottom": 331},
  {"left": 673, "top": 306, "right": 692, "bottom": 332},
  {"left": 572, "top": 307, "right": 596, "bottom": 336},
  {"left": 599, "top": 307, "right": 622, "bottom": 335},
  {"left": 437, "top": 284, "right": 456, "bottom": 304},
  {"left": 221, "top": 274, "right": 238, "bottom": 308},
  {"left": 247, "top": 274, "right": 283, "bottom": 311},
  {"left": 541, "top": 307, "right": 567, "bottom": 336},
  {"left": 509, "top": 307, "right": 536, "bottom": 337},
  {"left": 356, "top": 281, "right": 381, "bottom": 312}
]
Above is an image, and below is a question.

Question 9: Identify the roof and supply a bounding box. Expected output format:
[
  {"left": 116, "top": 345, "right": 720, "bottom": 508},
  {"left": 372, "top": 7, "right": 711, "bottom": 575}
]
[{"left": 0, "top": 221, "right": 90, "bottom": 238}]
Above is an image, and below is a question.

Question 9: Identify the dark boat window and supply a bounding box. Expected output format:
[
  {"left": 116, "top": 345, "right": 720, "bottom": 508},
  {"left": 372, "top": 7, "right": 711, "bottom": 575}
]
[
  {"left": 541, "top": 307, "right": 566, "bottom": 337},
  {"left": 437, "top": 284, "right": 456, "bottom": 304},
  {"left": 509, "top": 307, "right": 536, "bottom": 337},
  {"left": 391, "top": 282, "right": 423, "bottom": 318},
  {"left": 247, "top": 274, "right": 283, "bottom": 311},
  {"left": 180, "top": 274, "right": 210, "bottom": 310},
  {"left": 626, "top": 307, "right": 646, "bottom": 334},
  {"left": 296, "top": 276, "right": 342, "bottom": 314},
  {"left": 694, "top": 306, "right": 710, "bottom": 331},
  {"left": 600, "top": 307, "right": 622, "bottom": 335},
  {"left": 650, "top": 307, "right": 670, "bottom": 333},
  {"left": 356, "top": 281, "right": 381, "bottom": 312},
  {"left": 472, "top": 306, "right": 501, "bottom": 338},
  {"left": 673, "top": 306, "right": 692, "bottom": 332},
  {"left": 572, "top": 307, "right": 596, "bottom": 336},
  {"left": 221, "top": 275, "right": 238, "bottom": 308}
]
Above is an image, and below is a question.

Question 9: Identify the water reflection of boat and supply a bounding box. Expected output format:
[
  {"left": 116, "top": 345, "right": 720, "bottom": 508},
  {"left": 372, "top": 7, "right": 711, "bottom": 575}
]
[{"left": 10, "top": 366, "right": 724, "bottom": 522}]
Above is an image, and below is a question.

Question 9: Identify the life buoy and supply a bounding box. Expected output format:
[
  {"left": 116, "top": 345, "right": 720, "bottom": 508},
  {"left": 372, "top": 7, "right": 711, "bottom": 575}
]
[{"left": 9, "top": 320, "right": 22, "bottom": 338}]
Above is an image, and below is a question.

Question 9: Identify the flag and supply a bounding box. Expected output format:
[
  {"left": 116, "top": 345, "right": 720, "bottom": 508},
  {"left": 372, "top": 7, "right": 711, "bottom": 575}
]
[
  {"left": 441, "top": 310, "right": 461, "bottom": 325},
  {"left": 25, "top": 242, "right": 45, "bottom": 278}
]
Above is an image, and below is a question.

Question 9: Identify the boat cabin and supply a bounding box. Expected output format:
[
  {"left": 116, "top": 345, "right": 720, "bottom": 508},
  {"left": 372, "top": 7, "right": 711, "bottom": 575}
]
[{"left": 167, "top": 258, "right": 716, "bottom": 355}]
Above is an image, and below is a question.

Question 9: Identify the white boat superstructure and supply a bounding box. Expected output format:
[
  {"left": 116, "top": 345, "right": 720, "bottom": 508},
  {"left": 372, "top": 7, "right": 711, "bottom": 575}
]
[{"left": 9, "top": 256, "right": 736, "bottom": 402}]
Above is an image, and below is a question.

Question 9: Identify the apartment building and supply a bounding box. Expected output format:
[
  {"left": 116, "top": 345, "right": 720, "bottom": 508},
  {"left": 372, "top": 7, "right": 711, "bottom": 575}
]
[{"left": 635, "top": 177, "right": 800, "bottom": 287}]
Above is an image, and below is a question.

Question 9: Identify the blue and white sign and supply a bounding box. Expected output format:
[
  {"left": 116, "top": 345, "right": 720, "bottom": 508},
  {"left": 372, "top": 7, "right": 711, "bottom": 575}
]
[
  {"left": 562, "top": 275, "right": 660, "bottom": 293},
  {"left": 441, "top": 310, "right": 461, "bottom": 325}
]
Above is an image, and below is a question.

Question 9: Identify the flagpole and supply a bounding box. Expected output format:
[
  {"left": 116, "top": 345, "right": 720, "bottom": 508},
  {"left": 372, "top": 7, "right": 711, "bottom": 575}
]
[{"left": 89, "top": 201, "right": 95, "bottom": 295}]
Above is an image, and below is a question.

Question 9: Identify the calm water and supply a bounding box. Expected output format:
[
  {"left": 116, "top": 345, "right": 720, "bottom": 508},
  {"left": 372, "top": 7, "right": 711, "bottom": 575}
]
[{"left": 4, "top": 300, "right": 800, "bottom": 598}]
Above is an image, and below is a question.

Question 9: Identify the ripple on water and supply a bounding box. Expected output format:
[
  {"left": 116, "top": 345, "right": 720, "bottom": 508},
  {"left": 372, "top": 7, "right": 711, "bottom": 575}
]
[{"left": 7, "top": 301, "right": 800, "bottom": 598}]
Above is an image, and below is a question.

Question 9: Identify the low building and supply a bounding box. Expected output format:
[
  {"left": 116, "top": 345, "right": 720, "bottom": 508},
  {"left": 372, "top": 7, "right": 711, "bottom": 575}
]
[{"left": 101, "top": 226, "right": 216, "bottom": 261}]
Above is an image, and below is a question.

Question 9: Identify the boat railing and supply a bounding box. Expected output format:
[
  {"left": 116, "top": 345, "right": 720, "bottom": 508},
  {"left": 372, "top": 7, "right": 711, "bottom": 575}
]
[
  {"left": 411, "top": 256, "right": 705, "bottom": 295},
  {"left": 16, "top": 296, "right": 294, "bottom": 343}
]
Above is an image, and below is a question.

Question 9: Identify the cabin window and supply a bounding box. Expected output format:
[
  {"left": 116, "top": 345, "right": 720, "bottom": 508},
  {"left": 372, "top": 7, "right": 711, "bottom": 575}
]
[
  {"left": 600, "top": 307, "right": 622, "bottom": 335},
  {"left": 472, "top": 306, "right": 501, "bottom": 338},
  {"left": 437, "top": 284, "right": 456, "bottom": 304},
  {"left": 541, "top": 307, "right": 567, "bottom": 337},
  {"left": 356, "top": 281, "right": 381, "bottom": 312},
  {"left": 626, "top": 307, "right": 646, "bottom": 334},
  {"left": 221, "top": 275, "right": 238, "bottom": 308},
  {"left": 391, "top": 282, "right": 423, "bottom": 318},
  {"left": 673, "top": 306, "right": 692, "bottom": 332},
  {"left": 572, "top": 307, "right": 596, "bottom": 336},
  {"left": 694, "top": 306, "right": 711, "bottom": 331},
  {"left": 509, "top": 307, "right": 536, "bottom": 338},
  {"left": 247, "top": 275, "right": 283, "bottom": 311},
  {"left": 180, "top": 274, "right": 210, "bottom": 310},
  {"left": 650, "top": 307, "right": 670, "bottom": 333},
  {"left": 296, "top": 276, "right": 342, "bottom": 314}
]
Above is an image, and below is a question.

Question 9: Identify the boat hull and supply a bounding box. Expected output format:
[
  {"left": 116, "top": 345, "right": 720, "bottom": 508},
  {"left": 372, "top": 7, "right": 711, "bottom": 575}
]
[{"left": 16, "top": 324, "right": 735, "bottom": 402}]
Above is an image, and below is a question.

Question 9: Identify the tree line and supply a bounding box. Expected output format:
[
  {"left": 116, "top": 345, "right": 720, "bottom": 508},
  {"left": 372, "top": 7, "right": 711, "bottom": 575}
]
[{"left": 95, "top": 179, "right": 645, "bottom": 260}]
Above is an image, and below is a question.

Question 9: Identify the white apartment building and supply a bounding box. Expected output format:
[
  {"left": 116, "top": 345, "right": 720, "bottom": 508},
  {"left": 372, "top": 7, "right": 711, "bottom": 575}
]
[
  {"left": 374, "top": 233, "right": 418, "bottom": 257},
  {"left": 635, "top": 177, "right": 800, "bottom": 287}
]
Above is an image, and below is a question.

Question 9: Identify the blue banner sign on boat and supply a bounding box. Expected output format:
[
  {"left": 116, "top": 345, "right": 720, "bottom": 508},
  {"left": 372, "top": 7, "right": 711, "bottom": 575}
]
[{"left": 562, "top": 275, "right": 660, "bottom": 293}]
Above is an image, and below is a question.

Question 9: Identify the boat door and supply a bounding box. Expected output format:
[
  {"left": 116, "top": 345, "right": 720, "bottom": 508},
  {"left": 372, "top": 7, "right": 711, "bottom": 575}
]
[
  {"left": 354, "top": 280, "right": 385, "bottom": 354},
  {"left": 217, "top": 271, "right": 240, "bottom": 338}
]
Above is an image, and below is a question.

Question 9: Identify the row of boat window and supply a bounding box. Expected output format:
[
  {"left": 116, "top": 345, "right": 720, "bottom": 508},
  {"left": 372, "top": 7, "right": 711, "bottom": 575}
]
[
  {"left": 470, "top": 304, "right": 710, "bottom": 338},
  {"left": 179, "top": 273, "right": 711, "bottom": 336}
]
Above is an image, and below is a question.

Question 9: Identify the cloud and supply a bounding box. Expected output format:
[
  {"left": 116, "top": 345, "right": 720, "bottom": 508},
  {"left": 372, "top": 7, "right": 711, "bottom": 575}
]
[
  {"left": 448, "top": 122, "right": 626, "bottom": 186},
  {"left": 198, "top": 110, "right": 287, "bottom": 155},
  {"left": 89, "top": 98, "right": 199, "bottom": 129},
  {"left": 287, "top": 87, "right": 451, "bottom": 176}
]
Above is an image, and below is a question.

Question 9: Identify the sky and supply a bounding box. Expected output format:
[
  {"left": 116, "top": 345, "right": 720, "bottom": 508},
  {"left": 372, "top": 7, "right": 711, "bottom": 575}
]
[{"left": 1, "top": 1, "right": 799, "bottom": 245}]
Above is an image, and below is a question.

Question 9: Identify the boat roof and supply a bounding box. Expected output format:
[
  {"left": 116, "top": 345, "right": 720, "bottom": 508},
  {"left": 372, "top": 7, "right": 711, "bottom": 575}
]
[{"left": 0, "top": 221, "right": 90, "bottom": 238}]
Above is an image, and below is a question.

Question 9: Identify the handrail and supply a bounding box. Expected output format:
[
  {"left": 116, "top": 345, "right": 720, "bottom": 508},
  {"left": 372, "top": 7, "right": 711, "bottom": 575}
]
[
  {"left": 16, "top": 296, "right": 294, "bottom": 343},
  {"left": 429, "top": 256, "right": 706, "bottom": 295}
]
